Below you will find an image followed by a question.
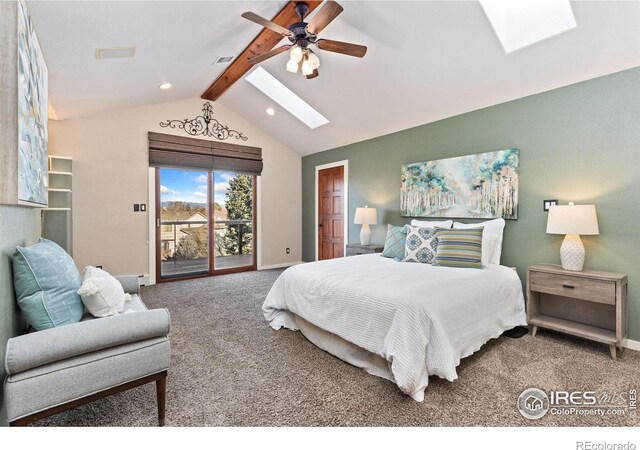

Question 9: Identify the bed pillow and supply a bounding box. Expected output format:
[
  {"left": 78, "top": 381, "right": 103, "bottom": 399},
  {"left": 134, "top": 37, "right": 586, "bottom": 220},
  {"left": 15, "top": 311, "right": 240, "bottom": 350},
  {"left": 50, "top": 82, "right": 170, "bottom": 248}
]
[
  {"left": 12, "top": 238, "right": 84, "bottom": 330},
  {"left": 381, "top": 224, "right": 407, "bottom": 260},
  {"left": 403, "top": 225, "right": 439, "bottom": 264},
  {"left": 410, "top": 219, "right": 453, "bottom": 229},
  {"left": 433, "top": 228, "right": 483, "bottom": 269},
  {"left": 77, "top": 266, "right": 129, "bottom": 318},
  {"left": 453, "top": 218, "right": 505, "bottom": 265}
]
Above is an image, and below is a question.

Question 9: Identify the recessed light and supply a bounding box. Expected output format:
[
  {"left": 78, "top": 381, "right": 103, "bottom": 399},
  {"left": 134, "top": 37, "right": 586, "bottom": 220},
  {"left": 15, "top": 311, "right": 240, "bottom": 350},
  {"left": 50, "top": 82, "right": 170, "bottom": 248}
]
[
  {"left": 480, "top": 0, "right": 576, "bottom": 54},
  {"left": 266, "top": 108, "right": 275, "bottom": 116},
  {"left": 158, "top": 83, "right": 172, "bottom": 90},
  {"left": 246, "top": 67, "right": 329, "bottom": 129}
]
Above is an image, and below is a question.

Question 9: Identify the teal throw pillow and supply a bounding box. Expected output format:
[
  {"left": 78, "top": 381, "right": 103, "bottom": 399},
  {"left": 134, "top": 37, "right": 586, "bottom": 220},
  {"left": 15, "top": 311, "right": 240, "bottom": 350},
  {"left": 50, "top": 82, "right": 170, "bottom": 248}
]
[
  {"left": 381, "top": 224, "right": 407, "bottom": 261},
  {"left": 12, "top": 238, "right": 84, "bottom": 330}
]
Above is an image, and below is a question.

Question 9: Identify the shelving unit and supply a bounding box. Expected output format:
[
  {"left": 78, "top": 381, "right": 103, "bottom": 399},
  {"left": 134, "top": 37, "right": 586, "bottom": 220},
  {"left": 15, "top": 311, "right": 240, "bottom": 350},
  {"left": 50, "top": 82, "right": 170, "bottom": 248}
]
[{"left": 42, "top": 156, "right": 73, "bottom": 254}]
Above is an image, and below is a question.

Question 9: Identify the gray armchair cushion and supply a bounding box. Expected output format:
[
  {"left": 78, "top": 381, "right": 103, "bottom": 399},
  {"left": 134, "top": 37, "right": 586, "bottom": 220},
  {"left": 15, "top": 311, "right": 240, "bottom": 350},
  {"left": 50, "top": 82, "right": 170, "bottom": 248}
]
[
  {"left": 5, "top": 308, "right": 170, "bottom": 375},
  {"left": 114, "top": 275, "right": 140, "bottom": 295}
]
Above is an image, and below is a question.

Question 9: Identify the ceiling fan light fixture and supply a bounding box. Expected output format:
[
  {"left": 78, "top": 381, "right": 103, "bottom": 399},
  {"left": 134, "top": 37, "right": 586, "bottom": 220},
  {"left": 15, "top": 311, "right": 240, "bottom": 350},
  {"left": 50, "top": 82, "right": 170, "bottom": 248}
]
[
  {"left": 238, "top": 1, "right": 366, "bottom": 85},
  {"left": 307, "top": 51, "right": 320, "bottom": 70},
  {"left": 301, "top": 59, "right": 313, "bottom": 76},
  {"left": 286, "top": 58, "right": 299, "bottom": 73},
  {"left": 290, "top": 46, "right": 304, "bottom": 63}
]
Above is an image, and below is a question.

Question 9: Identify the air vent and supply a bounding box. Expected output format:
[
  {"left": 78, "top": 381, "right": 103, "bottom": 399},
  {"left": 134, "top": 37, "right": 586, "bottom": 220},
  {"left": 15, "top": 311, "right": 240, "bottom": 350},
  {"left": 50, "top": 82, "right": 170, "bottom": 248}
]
[
  {"left": 96, "top": 47, "right": 136, "bottom": 60},
  {"left": 214, "top": 56, "right": 234, "bottom": 64}
]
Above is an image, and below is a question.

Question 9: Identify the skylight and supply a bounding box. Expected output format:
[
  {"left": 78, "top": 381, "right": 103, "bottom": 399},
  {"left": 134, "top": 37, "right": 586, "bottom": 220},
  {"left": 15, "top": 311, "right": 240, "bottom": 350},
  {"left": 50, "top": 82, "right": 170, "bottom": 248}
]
[
  {"left": 480, "top": 0, "right": 577, "bottom": 54},
  {"left": 245, "top": 67, "right": 329, "bottom": 129}
]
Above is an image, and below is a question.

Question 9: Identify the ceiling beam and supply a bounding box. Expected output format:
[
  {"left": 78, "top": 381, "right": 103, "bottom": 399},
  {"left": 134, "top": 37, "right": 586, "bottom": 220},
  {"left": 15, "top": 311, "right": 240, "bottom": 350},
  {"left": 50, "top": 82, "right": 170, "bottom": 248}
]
[{"left": 201, "top": 1, "right": 323, "bottom": 102}]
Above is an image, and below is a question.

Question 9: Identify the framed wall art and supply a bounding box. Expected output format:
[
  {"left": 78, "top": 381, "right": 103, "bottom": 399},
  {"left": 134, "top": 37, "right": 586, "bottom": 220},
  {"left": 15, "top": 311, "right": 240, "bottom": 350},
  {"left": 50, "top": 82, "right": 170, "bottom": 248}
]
[{"left": 401, "top": 148, "right": 519, "bottom": 219}]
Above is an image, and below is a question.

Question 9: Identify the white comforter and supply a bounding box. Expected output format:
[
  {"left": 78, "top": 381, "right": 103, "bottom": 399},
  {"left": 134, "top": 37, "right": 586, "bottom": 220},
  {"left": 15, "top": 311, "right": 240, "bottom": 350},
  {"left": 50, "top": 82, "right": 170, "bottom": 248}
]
[{"left": 263, "top": 254, "right": 527, "bottom": 401}]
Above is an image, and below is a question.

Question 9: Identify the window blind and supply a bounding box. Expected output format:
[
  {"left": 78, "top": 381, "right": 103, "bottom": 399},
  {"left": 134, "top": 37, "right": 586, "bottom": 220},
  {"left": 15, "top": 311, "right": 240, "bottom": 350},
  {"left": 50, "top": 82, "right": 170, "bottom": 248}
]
[{"left": 148, "top": 132, "right": 263, "bottom": 175}]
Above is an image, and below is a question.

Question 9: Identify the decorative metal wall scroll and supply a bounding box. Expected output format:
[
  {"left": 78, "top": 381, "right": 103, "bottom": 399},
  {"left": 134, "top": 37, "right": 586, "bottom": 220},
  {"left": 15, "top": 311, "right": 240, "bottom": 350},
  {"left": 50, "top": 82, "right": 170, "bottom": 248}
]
[{"left": 159, "top": 102, "right": 248, "bottom": 141}]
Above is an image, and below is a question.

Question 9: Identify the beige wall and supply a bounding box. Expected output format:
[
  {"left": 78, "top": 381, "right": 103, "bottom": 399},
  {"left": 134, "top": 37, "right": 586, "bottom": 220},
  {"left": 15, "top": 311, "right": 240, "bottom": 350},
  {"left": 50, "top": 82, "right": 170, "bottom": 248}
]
[{"left": 49, "top": 97, "right": 302, "bottom": 276}]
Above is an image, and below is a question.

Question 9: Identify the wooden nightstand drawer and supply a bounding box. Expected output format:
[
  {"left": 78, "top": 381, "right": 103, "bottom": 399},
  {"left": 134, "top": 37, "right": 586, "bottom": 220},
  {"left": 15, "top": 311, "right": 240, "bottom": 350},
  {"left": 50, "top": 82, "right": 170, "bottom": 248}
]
[{"left": 530, "top": 271, "right": 615, "bottom": 305}]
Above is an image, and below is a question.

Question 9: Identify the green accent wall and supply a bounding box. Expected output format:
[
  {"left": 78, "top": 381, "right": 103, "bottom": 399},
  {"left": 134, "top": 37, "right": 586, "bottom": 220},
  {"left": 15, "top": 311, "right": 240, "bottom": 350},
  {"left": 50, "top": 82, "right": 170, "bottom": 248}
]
[
  {"left": 0, "top": 206, "right": 40, "bottom": 425},
  {"left": 302, "top": 67, "right": 640, "bottom": 341}
]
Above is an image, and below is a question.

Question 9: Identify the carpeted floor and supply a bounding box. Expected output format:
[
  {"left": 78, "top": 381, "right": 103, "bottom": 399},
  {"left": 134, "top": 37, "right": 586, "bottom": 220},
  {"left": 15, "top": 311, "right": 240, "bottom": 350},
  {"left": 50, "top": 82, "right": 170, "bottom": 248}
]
[{"left": 37, "top": 269, "right": 640, "bottom": 427}]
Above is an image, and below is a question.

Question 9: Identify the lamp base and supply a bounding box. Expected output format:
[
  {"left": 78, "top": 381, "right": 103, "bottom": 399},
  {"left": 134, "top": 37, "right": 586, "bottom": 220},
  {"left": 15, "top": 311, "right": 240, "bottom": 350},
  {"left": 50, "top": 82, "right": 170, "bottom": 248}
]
[
  {"left": 560, "top": 234, "right": 585, "bottom": 271},
  {"left": 360, "top": 224, "right": 371, "bottom": 246}
]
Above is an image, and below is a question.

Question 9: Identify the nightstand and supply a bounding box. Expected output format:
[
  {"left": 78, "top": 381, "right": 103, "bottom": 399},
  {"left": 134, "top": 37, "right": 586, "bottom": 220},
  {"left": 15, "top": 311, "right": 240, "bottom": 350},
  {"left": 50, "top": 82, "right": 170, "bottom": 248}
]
[
  {"left": 345, "top": 244, "right": 383, "bottom": 257},
  {"left": 527, "top": 264, "right": 628, "bottom": 360}
]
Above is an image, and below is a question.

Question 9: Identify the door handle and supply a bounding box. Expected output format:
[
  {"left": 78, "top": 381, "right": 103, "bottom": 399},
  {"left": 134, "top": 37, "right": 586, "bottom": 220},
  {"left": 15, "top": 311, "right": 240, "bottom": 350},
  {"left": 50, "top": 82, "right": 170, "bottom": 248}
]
[{"left": 318, "top": 224, "right": 323, "bottom": 227}]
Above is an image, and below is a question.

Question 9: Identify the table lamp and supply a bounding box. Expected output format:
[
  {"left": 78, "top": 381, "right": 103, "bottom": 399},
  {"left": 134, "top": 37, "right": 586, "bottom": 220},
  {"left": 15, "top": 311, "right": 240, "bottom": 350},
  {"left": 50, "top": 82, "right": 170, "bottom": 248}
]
[
  {"left": 354, "top": 206, "right": 377, "bottom": 246},
  {"left": 546, "top": 203, "right": 599, "bottom": 271}
]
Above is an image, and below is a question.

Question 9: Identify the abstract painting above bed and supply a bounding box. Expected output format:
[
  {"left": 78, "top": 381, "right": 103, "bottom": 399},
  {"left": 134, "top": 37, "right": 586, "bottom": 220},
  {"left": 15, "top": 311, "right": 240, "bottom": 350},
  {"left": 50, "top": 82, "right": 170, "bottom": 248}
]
[{"left": 401, "top": 149, "right": 519, "bottom": 219}]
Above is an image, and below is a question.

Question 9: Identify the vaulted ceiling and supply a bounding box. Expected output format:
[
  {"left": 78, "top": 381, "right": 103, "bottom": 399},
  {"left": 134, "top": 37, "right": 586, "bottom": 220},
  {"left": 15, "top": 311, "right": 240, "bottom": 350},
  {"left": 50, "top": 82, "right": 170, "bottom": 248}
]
[{"left": 29, "top": 1, "right": 640, "bottom": 155}]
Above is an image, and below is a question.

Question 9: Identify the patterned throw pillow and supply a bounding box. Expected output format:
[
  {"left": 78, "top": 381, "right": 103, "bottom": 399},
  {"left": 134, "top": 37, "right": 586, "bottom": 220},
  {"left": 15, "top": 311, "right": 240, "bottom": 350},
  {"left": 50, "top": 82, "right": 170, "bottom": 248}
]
[
  {"left": 433, "top": 228, "right": 483, "bottom": 269},
  {"left": 381, "top": 224, "right": 407, "bottom": 260},
  {"left": 403, "top": 225, "right": 439, "bottom": 263}
]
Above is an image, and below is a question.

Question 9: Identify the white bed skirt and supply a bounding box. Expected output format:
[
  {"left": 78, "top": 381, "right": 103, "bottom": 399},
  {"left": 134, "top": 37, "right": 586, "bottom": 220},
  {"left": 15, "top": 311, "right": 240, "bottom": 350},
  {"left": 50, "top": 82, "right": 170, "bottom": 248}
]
[{"left": 295, "top": 314, "right": 396, "bottom": 384}]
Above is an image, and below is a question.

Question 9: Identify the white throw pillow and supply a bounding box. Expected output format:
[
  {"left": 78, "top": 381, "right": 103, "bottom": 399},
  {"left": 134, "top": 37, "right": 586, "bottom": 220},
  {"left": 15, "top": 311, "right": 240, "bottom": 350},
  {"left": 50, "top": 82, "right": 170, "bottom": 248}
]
[
  {"left": 453, "top": 218, "right": 505, "bottom": 265},
  {"left": 77, "top": 266, "right": 129, "bottom": 318},
  {"left": 402, "top": 225, "right": 439, "bottom": 264},
  {"left": 410, "top": 219, "right": 453, "bottom": 229}
]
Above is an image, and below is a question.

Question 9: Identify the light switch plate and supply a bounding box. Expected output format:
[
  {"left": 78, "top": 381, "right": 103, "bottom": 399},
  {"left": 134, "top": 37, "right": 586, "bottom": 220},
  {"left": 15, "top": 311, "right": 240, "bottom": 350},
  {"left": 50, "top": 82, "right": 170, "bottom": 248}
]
[{"left": 543, "top": 199, "right": 558, "bottom": 211}]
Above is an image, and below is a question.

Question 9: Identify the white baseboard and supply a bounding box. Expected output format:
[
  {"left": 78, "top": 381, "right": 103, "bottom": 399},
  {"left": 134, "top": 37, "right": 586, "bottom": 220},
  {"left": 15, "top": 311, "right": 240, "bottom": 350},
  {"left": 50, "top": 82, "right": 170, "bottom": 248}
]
[
  {"left": 623, "top": 338, "right": 640, "bottom": 351},
  {"left": 259, "top": 261, "right": 304, "bottom": 270}
]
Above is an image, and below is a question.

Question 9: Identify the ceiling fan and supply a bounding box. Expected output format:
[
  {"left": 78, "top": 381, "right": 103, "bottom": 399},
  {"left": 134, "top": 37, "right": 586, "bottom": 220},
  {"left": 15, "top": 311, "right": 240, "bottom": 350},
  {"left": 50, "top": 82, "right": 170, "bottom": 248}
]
[{"left": 241, "top": 1, "right": 367, "bottom": 80}]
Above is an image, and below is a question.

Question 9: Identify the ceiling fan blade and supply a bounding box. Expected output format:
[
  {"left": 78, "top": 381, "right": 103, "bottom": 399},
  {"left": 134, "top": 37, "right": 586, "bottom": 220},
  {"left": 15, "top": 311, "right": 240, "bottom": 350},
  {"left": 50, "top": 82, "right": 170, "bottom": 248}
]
[
  {"left": 241, "top": 12, "right": 293, "bottom": 37},
  {"left": 316, "top": 39, "right": 367, "bottom": 58},
  {"left": 248, "top": 45, "right": 293, "bottom": 65},
  {"left": 306, "top": 68, "right": 319, "bottom": 80},
  {"left": 306, "top": 1, "right": 343, "bottom": 35}
]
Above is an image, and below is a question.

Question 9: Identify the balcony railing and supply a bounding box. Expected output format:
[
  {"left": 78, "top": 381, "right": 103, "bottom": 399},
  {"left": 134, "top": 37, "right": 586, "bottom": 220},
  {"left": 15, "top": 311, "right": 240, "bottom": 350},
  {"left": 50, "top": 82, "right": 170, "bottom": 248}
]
[{"left": 160, "top": 219, "right": 253, "bottom": 261}]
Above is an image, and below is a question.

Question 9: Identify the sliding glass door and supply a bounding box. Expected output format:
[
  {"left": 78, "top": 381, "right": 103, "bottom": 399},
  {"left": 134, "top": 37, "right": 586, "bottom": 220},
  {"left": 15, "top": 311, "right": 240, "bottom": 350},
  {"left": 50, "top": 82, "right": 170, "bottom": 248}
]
[
  {"left": 156, "top": 168, "right": 255, "bottom": 281},
  {"left": 213, "top": 171, "right": 255, "bottom": 271}
]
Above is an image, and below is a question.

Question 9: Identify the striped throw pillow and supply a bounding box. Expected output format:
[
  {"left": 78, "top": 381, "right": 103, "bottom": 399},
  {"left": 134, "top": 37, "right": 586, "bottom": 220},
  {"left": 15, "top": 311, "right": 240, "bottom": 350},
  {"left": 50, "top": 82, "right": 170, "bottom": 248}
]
[{"left": 433, "top": 228, "right": 483, "bottom": 269}]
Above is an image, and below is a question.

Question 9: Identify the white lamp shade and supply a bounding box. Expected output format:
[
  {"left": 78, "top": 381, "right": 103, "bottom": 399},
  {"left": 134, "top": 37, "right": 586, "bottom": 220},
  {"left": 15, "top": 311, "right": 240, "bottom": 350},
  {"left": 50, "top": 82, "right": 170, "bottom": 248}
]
[
  {"left": 354, "top": 207, "right": 378, "bottom": 225},
  {"left": 546, "top": 204, "right": 599, "bottom": 235}
]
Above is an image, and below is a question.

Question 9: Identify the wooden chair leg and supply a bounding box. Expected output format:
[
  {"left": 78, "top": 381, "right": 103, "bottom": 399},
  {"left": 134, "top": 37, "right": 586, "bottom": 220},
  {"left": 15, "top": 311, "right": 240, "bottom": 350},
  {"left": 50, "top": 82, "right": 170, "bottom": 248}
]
[
  {"left": 156, "top": 374, "right": 167, "bottom": 426},
  {"left": 9, "top": 420, "right": 27, "bottom": 427}
]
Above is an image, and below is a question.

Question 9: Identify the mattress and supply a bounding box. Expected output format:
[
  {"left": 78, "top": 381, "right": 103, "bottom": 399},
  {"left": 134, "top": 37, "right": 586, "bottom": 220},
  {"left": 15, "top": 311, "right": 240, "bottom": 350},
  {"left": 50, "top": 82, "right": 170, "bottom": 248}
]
[{"left": 263, "top": 253, "right": 527, "bottom": 401}]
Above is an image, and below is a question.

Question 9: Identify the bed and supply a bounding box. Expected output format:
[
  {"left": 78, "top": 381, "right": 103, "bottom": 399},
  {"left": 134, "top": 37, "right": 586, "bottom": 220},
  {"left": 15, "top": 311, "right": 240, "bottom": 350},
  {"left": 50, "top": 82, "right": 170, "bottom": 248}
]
[{"left": 262, "top": 253, "right": 527, "bottom": 401}]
